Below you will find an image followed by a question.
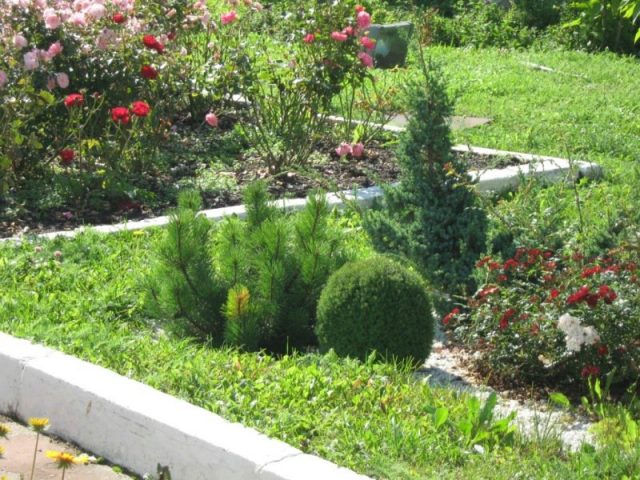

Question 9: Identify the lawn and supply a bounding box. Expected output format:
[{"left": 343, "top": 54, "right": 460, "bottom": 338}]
[{"left": 1, "top": 228, "right": 639, "bottom": 480}]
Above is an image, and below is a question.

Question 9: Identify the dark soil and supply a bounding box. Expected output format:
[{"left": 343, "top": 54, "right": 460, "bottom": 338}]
[{"left": 0, "top": 136, "right": 524, "bottom": 239}]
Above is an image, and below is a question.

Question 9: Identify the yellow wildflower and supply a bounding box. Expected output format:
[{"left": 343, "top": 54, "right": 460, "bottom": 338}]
[
  {"left": 0, "top": 444, "right": 5, "bottom": 457},
  {"left": 45, "top": 450, "right": 88, "bottom": 468},
  {"left": 0, "top": 423, "right": 9, "bottom": 438},
  {"left": 28, "top": 417, "right": 49, "bottom": 432}
]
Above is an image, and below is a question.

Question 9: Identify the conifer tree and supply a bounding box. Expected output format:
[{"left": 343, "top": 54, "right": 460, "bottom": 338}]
[{"left": 364, "top": 52, "right": 487, "bottom": 301}]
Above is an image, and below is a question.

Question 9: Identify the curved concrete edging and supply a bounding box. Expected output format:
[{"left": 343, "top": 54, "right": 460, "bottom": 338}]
[
  {"left": 0, "top": 333, "right": 371, "bottom": 480},
  {"left": 1, "top": 145, "right": 601, "bottom": 243}
]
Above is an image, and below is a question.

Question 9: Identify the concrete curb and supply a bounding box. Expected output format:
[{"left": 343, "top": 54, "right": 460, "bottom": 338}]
[
  {"left": 0, "top": 333, "right": 371, "bottom": 480},
  {"left": 1, "top": 145, "right": 601, "bottom": 243}
]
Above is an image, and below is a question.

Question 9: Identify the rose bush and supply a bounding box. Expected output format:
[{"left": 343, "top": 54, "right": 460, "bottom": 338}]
[
  {"left": 445, "top": 246, "right": 640, "bottom": 389},
  {"left": 0, "top": 0, "right": 260, "bottom": 194}
]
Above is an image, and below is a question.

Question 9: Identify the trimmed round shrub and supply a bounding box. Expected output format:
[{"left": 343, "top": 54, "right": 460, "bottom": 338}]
[{"left": 315, "top": 256, "right": 434, "bottom": 365}]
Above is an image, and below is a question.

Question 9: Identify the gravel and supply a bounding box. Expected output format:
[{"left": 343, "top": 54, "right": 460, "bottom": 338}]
[{"left": 417, "top": 326, "right": 595, "bottom": 451}]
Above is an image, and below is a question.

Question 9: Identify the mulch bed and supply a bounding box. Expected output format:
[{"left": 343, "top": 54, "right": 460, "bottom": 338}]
[{"left": 0, "top": 137, "right": 524, "bottom": 238}]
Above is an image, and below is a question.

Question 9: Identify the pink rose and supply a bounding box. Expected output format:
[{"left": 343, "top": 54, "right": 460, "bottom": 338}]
[
  {"left": 68, "top": 12, "right": 87, "bottom": 26},
  {"left": 342, "top": 26, "right": 354, "bottom": 36},
  {"left": 358, "top": 51, "right": 374, "bottom": 68},
  {"left": 360, "top": 36, "right": 376, "bottom": 50},
  {"left": 23, "top": 51, "right": 39, "bottom": 70},
  {"left": 56, "top": 72, "right": 70, "bottom": 89},
  {"left": 85, "top": 3, "right": 107, "bottom": 20},
  {"left": 303, "top": 33, "right": 315, "bottom": 44},
  {"left": 86, "top": 3, "right": 107, "bottom": 19},
  {"left": 356, "top": 11, "right": 371, "bottom": 29},
  {"left": 43, "top": 8, "right": 61, "bottom": 29},
  {"left": 221, "top": 10, "right": 237, "bottom": 25},
  {"left": 0, "top": 70, "right": 8, "bottom": 89},
  {"left": 13, "top": 34, "right": 28, "bottom": 48},
  {"left": 351, "top": 143, "right": 365, "bottom": 158},
  {"left": 335, "top": 142, "right": 352, "bottom": 157},
  {"left": 331, "top": 31, "right": 348, "bottom": 42},
  {"left": 48, "top": 41, "right": 63, "bottom": 57},
  {"left": 205, "top": 112, "right": 219, "bottom": 127}
]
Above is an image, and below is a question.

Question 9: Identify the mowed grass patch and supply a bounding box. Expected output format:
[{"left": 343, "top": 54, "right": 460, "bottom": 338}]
[{"left": 376, "top": 47, "right": 639, "bottom": 172}]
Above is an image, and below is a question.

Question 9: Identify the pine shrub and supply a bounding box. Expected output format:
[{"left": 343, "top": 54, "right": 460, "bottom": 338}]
[
  {"left": 148, "top": 182, "right": 351, "bottom": 352},
  {"left": 315, "top": 256, "right": 435, "bottom": 365},
  {"left": 364, "top": 53, "right": 487, "bottom": 302}
]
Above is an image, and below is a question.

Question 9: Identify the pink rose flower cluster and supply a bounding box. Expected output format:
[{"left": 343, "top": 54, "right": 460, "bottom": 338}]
[
  {"left": 335, "top": 142, "right": 365, "bottom": 158},
  {"left": 307, "top": 5, "right": 374, "bottom": 69}
]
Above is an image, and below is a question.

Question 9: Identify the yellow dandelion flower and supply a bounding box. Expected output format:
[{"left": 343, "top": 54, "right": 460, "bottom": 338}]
[
  {"left": 0, "top": 444, "right": 5, "bottom": 457},
  {"left": 28, "top": 417, "right": 49, "bottom": 432},
  {"left": 45, "top": 450, "right": 88, "bottom": 468},
  {"left": 0, "top": 423, "right": 9, "bottom": 438}
]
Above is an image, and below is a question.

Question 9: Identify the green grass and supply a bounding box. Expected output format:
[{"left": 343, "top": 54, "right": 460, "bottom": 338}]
[
  {"left": 380, "top": 46, "right": 640, "bottom": 173},
  {"left": 1, "top": 229, "right": 640, "bottom": 479}
]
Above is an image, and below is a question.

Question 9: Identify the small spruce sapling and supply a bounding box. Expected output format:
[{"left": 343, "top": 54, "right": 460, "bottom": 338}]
[{"left": 364, "top": 52, "right": 487, "bottom": 302}]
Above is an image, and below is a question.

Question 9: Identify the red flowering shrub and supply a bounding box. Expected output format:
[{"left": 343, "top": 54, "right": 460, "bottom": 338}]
[{"left": 445, "top": 246, "right": 640, "bottom": 388}]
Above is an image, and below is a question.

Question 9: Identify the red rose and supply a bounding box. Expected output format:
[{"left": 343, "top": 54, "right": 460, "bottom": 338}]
[
  {"left": 140, "top": 65, "right": 158, "bottom": 80},
  {"left": 59, "top": 148, "right": 75, "bottom": 165},
  {"left": 142, "top": 35, "right": 164, "bottom": 53},
  {"left": 111, "top": 106, "right": 130, "bottom": 125},
  {"left": 64, "top": 93, "right": 84, "bottom": 108},
  {"left": 131, "top": 101, "right": 151, "bottom": 117},
  {"left": 112, "top": 12, "right": 125, "bottom": 24},
  {"left": 581, "top": 365, "right": 600, "bottom": 378}
]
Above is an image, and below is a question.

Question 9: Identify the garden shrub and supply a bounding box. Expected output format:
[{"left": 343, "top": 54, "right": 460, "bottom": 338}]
[
  {"left": 422, "top": 0, "right": 538, "bottom": 48},
  {"left": 233, "top": 2, "right": 376, "bottom": 173},
  {"left": 445, "top": 245, "right": 640, "bottom": 389},
  {"left": 364, "top": 53, "right": 487, "bottom": 302},
  {"left": 315, "top": 255, "right": 435, "bottom": 365},
  {"left": 148, "top": 182, "right": 352, "bottom": 351}
]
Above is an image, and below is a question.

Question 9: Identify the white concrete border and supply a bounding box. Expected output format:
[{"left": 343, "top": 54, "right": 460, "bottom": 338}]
[
  {"left": 0, "top": 332, "right": 371, "bottom": 480},
  {"left": 1, "top": 145, "right": 601, "bottom": 242}
]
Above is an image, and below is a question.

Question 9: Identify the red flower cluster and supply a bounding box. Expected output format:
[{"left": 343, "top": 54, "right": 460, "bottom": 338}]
[
  {"left": 142, "top": 35, "right": 164, "bottom": 54},
  {"left": 140, "top": 65, "right": 158, "bottom": 80},
  {"left": 499, "top": 308, "right": 516, "bottom": 330},
  {"left": 442, "top": 307, "right": 460, "bottom": 326},
  {"left": 111, "top": 106, "right": 130, "bottom": 125},
  {"left": 581, "top": 365, "right": 600, "bottom": 378},
  {"left": 567, "top": 284, "right": 617, "bottom": 308},
  {"left": 581, "top": 265, "right": 602, "bottom": 278},
  {"left": 112, "top": 12, "right": 126, "bottom": 24},
  {"left": 131, "top": 101, "right": 151, "bottom": 117},
  {"left": 111, "top": 101, "right": 151, "bottom": 125},
  {"left": 64, "top": 93, "right": 84, "bottom": 108},
  {"left": 59, "top": 148, "right": 74, "bottom": 165}
]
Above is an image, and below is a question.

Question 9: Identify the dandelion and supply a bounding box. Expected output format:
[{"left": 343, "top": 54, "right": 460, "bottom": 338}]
[
  {"left": 46, "top": 450, "right": 88, "bottom": 479},
  {"left": 28, "top": 417, "right": 49, "bottom": 480},
  {"left": 0, "top": 444, "right": 4, "bottom": 457},
  {"left": 0, "top": 423, "right": 9, "bottom": 439}
]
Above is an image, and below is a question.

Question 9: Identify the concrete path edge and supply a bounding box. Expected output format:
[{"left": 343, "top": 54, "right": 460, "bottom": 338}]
[{"left": 0, "top": 333, "right": 371, "bottom": 480}]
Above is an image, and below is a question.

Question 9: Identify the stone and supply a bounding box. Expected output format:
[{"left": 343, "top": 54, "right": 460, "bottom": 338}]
[{"left": 366, "top": 22, "right": 414, "bottom": 69}]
